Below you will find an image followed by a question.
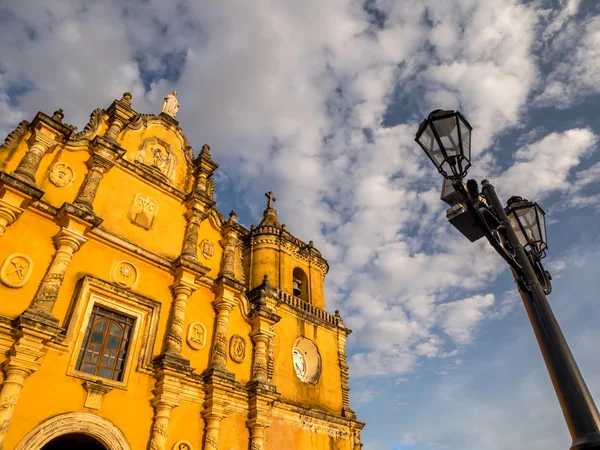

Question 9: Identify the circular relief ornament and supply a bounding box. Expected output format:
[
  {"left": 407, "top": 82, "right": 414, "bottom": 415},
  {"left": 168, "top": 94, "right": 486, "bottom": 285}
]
[
  {"left": 110, "top": 260, "right": 139, "bottom": 289},
  {"left": 172, "top": 441, "right": 193, "bottom": 450},
  {"left": 186, "top": 322, "right": 207, "bottom": 350},
  {"left": 229, "top": 335, "right": 246, "bottom": 363},
  {"left": 0, "top": 254, "right": 34, "bottom": 288},
  {"left": 49, "top": 162, "right": 75, "bottom": 188},
  {"left": 292, "top": 348, "right": 307, "bottom": 380},
  {"left": 292, "top": 337, "right": 321, "bottom": 384}
]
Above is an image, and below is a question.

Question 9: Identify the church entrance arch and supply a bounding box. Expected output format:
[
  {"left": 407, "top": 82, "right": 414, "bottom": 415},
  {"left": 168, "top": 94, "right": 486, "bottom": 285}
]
[
  {"left": 15, "top": 412, "right": 131, "bottom": 450},
  {"left": 41, "top": 433, "right": 107, "bottom": 450}
]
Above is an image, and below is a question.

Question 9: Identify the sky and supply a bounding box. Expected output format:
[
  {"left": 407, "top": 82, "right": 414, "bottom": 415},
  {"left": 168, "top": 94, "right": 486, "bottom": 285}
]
[{"left": 1, "top": 0, "right": 600, "bottom": 449}]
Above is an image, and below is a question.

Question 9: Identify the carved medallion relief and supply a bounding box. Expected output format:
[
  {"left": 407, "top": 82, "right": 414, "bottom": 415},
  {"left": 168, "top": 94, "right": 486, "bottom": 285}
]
[
  {"left": 49, "top": 162, "right": 75, "bottom": 188},
  {"left": 133, "top": 136, "right": 178, "bottom": 182},
  {"left": 200, "top": 239, "right": 215, "bottom": 259},
  {"left": 186, "top": 322, "right": 207, "bottom": 350},
  {"left": 0, "top": 253, "right": 33, "bottom": 288},
  {"left": 229, "top": 335, "right": 246, "bottom": 363},
  {"left": 172, "top": 441, "right": 193, "bottom": 450},
  {"left": 128, "top": 193, "right": 158, "bottom": 230},
  {"left": 110, "top": 260, "right": 139, "bottom": 289}
]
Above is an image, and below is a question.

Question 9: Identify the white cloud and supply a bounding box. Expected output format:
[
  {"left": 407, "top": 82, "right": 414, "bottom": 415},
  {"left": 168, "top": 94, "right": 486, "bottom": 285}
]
[
  {"left": 437, "top": 294, "right": 495, "bottom": 345},
  {"left": 498, "top": 128, "right": 598, "bottom": 200},
  {"left": 536, "top": 16, "right": 600, "bottom": 108}
]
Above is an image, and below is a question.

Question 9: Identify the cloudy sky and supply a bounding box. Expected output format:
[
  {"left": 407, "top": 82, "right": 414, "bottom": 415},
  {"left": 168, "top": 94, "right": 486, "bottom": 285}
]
[{"left": 2, "top": 0, "right": 600, "bottom": 448}]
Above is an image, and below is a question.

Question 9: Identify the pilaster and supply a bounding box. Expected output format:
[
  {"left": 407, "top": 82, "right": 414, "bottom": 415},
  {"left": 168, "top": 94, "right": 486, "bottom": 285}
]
[
  {"left": 74, "top": 136, "right": 125, "bottom": 211},
  {"left": 148, "top": 369, "right": 186, "bottom": 450},
  {"left": 0, "top": 172, "right": 43, "bottom": 239},
  {"left": 249, "top": 291, "right": 281, "bottom": 383},
  {"left": 11, "top": 111, "right": 71, "bottom": 186},
  {"left": 103, "top": 92, "right": 136, "bottom": 141},
  {"left": 201, "top": 370, "right": 237, "bottom": 450},
  {"left": 335, "top": 311, "right": 355, "bottom": 419},
  {"left": 0, "top": 315, "right": 61, "bottom": 448},
  {"left": 247, "top": 380, "right": 280, "bottom": 450},
  {"left": 180, "top": 195, "right": 210, "bottom": 262},
  {"left": 24, "top": 204, "right": 99, "bottom": 325},
  {"left": 192, "top": 144, "right": 218, "bottom": 198}
]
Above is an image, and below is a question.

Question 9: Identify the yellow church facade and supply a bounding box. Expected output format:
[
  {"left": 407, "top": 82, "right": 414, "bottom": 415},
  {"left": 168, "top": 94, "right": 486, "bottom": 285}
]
[{"left": 0, "top": 92, "right": 364, "bottom": 450}]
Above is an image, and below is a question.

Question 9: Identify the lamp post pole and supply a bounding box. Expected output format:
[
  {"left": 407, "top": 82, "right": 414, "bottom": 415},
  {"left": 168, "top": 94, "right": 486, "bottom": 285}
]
[
  {"left": 482, "top": 180, "right": 600, "bottom": 450},
  {"left": 415, "top": 109, "right": 600, "bottom": 449}
]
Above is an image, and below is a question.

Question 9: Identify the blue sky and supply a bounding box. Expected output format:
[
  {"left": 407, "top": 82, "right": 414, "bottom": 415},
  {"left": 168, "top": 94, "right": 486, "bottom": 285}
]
[{"left": 2, "top": 0, "right": 600, "bottom": 449}]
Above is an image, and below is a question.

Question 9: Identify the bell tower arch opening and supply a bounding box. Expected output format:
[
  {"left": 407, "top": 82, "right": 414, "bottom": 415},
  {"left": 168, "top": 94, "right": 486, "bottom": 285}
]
[
  {"left": 292, "top": 267, "right": 309, "bottom": 302},
  {"left": 41, "top": 433, "right": 107, "bottom": 450}
]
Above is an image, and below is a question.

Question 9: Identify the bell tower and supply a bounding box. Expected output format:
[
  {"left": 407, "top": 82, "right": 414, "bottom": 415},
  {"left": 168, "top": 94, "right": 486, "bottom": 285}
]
[{"left": 243, "top": 192, "right": 329, "bottom": 309}]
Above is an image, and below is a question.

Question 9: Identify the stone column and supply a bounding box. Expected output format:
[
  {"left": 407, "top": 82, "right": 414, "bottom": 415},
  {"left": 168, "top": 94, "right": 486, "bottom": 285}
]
[
  {"left": 74, "top": 155, "right": 113, "bottom": 211},
  {"left": 180, "top": 210, "right": 203, "bottom": 261},
  {"left": 210, "top": 298, "right": 236, "bottom": 368},
  {"left": 148, "top": 370, "right": 184, "bottom": 450},
  {"left": 0, "top": 202, "right": 22, "bottom": 239},
  {"left": 0, "top": 366, "right": 30, "bottom": 446},
  {"left": 164, "top": 280, "right": 196, "bottom": 355},
  {"left": 249, "top": 422, "right": 267, "bottom": 450},
  {"left": 194, "top": 172, "right": 208, "bottom": 193},
  {"left": 104, "top": 116, "right": 126, "bottom": 141},
  {"left": 219, "top": 235, "right": 238, "bottom": 278},
  {"left": 250, "top": 329, "right": 272, "bottom": 382},
  {"left": 148, "top": 399, "right": 176, "bottom": 450},
  {"left": 202, "top": 413, "right": 222, "bottom": 450},
  {"left": 0, "top": 321, "right": 58, "bottom": 449},
  {"left": 27, "top": 228, "right": 87, "bottom": 320},
  {"left": 12, "top": 131, "right": 56, "bottom": 186}
]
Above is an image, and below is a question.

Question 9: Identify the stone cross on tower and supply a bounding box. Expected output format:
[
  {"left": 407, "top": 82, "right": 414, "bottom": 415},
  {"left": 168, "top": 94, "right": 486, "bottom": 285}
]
[{"left": 265, "top": 191, "right": 276, "bottom": 209}]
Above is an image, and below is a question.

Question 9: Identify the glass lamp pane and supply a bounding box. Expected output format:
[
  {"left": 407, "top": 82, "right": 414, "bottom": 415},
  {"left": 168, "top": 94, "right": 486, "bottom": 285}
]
[
  {"left": 537, "top": 207, "right": 547, "bottom": 249},
  {"left": 458, "top": 116, "right": 471, "bottom": 162},
  {"left": 432, "top": 115, "right": 460, "bottom": 157},
  {"left": 508, "top": 211, "right": 528, "bottom": 247},
  {"left": 417, "top": 123, "right": 445, "bottom": 167},
  {"left": 517, "top": 206, "right": 540, "bottom": 245}
]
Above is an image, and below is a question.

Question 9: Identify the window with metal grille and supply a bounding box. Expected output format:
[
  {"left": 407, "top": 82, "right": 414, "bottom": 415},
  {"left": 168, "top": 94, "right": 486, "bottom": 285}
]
[{"left": 75, "top": 305, "right": 134, "bottom": 381}]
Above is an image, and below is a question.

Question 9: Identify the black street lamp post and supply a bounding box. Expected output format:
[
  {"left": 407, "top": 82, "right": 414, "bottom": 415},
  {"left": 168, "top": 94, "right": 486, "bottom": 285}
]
[{"left": 416, "top": 110, "right": 600, "bottom": 450}]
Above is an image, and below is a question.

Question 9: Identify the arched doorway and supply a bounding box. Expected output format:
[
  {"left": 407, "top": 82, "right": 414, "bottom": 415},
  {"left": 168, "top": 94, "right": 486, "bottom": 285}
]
[
  {"left": 15, "top": 412, "right": 131, "bottom": 450},
  {"left": 41, "top": 433, "right": 107, "bottom": 450}
]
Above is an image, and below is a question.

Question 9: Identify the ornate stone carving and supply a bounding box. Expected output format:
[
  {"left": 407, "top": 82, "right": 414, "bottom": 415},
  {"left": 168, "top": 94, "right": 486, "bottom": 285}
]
[
  {"left": 48, "top": 162, "right": 75, "bottom": 188},
  {"left": 229, "top": 335, "right": 246, "bottom": 364},
  {"left": 0, "top": 253, "right": 33, "bottom": 288},
  {"left": 128, "top": 193, "right": 158, "bottom": 230},
  {"left": 181, "top": 210, "right": 202, "bottom": 261},
  {"left": 210, "top": 298, "right": 236, "bottom": 368},
  {"left": 12, "top": 130, "right": 57, "bottom": 186},
  {"left": 133, "top": 136, "right": 177, "bottom": 182},
  {"left": 82, "top": 380, "right": 113, "bottom": 410},
  {"left": 15, "top": 412, "right": 131, "bottom": 450},
  {"left": 206, "top": 178, "right": 215, "bottom": 199},
  {"left": 219, "top": 235, "right": 237, "bottom": 277},
  {"left": 186, "top": 322, "right": 206, "bottom": 350},
  {"left": 110, "top": 260, "right": 139, "bottom": 289},
  {"left": 201, "top": 239, "right": 215, "bottom": 259},
  {"left": 164, "top": 278, "right": 197, "bottom": 356},
  {"left": 74, "top": 153, "right": 115, "bottom": 211},
  {"left": 72, "top": 108, "right": 105, "bottom": 141},
  {"left": 28, "top": 228, "right": 87, "bottom": 319},
  {"left": 172, "top": 441, "right": 193, "bottom": 450}
]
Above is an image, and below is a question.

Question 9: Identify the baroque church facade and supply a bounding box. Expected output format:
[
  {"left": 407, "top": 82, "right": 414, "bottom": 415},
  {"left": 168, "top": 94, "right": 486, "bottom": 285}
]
[{"left": 0, "top": 92, "right": 364, "bottom": 450}]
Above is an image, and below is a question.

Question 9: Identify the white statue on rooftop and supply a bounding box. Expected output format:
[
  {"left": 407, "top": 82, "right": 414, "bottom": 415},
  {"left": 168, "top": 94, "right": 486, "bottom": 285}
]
[{"left": 161, "top": 90, "right": 180, "bottom": 119}]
